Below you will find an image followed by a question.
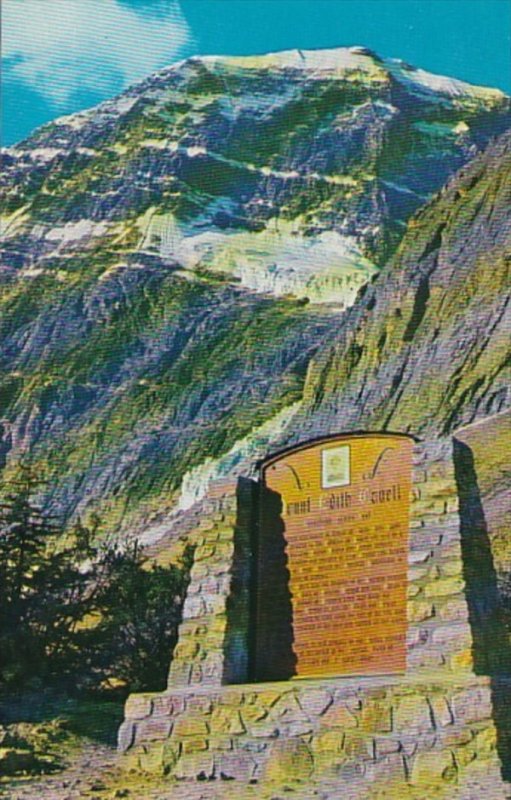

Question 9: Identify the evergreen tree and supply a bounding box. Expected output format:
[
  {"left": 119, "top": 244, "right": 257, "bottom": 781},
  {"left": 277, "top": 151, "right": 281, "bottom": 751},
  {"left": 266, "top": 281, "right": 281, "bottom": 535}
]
[
  {"left": 0, "top": 462, "right": 192, "bottom": 695},
  {"left": 91, "top": 540, "right": 193, "bottom": 692},
  {"left": 0, "top": 462, "right": 96, "bottom": 687},
  {"left": 0, "top": 462, "right": 57, "bottom": 684}
]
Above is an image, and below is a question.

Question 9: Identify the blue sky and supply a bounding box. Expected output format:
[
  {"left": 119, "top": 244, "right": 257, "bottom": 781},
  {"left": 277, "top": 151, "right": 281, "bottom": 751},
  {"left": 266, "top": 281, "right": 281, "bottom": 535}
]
[{"left": 3, "top": 0, "right": 511, "bottom": 146}]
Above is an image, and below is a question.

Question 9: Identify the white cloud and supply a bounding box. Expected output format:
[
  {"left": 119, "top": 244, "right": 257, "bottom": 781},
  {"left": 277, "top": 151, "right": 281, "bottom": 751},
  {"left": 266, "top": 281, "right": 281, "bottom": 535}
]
[{"left": 3, "top": 0, "right": 193, "bottom": 106}]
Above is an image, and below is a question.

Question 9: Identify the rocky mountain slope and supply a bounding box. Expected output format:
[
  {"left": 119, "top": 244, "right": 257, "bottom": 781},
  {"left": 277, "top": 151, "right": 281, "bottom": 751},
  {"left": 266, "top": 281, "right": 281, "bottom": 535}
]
[
  {"left": 0, "top": 47, "right": 510, "bottom": 533},
  {"left": 292, "top": 127, "right": 511, "bottom": 440}
]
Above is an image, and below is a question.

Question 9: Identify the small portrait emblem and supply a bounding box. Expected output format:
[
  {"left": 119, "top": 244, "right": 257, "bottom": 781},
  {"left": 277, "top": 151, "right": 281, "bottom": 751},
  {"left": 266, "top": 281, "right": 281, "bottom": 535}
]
[{"left": 321, "top": 445, "right": 350, "bottom": 488}]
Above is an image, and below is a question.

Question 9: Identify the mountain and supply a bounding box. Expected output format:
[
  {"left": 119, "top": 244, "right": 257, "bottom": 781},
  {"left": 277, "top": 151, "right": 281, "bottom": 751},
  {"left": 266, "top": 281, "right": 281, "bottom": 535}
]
[
  {"left": 3, "top": 47, "right": 510, "bottom": 299},
  {"left": 0, "top": 47, "right": 510, "bottom": 534}
]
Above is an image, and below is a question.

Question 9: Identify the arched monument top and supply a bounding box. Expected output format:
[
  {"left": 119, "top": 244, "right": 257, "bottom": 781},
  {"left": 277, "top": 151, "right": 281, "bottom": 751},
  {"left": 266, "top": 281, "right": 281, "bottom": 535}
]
[{"left": 259, "top": 430, "right": 418, "bottom": 473}]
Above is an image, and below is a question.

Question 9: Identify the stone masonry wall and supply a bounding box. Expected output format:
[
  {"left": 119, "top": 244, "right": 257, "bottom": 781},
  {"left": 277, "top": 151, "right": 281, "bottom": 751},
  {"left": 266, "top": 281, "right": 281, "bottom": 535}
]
[
  {"left": 167, "top": 478, "right": 253, "bottom": 688},
  {"left": 407, "top": 439, "right": 474, "bottom": 675},
  {"left": 118, "top": 675, "right": 501, "bottom": 793}
]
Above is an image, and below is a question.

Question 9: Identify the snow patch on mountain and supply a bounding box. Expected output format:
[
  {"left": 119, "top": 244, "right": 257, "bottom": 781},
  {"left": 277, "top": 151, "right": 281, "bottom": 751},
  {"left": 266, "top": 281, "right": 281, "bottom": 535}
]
[
  {"left": 52, "top": 111, "right": 92, "bottom": 130},
  {"left": 201, "top": 46, "right": 389, "bottom": 82},
  {"left": 136, "top": 210, "right": 377, "bottom": 305},
  {"left": 28, "top": 148, "right": 64, "bottom": 163},
  {"left": 386, "top": 58, "right": 506, "bottom": 101},
  {"left": 177, "top": 226, "right": 377, "bottom": 305},
  {"left": 45, "top": 219, "right": 110, "bottom": 244}
]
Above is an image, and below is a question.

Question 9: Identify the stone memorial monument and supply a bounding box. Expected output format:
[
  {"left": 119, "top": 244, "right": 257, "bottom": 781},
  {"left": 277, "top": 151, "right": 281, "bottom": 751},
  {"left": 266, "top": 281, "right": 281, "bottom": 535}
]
[{"left": 117, "top": 428, "right": 508, "bottom": 795}]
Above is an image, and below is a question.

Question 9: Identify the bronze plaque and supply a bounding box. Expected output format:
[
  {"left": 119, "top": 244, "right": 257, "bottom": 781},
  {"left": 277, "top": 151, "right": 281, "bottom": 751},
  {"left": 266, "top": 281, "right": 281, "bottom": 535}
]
[{"left": 254, "top": 433, "right": 413, "bottom": 680}]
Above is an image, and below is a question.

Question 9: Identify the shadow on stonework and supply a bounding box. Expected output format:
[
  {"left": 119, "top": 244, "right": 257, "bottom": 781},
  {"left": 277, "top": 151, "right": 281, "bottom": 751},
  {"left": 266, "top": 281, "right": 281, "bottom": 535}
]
[
  {"left": 453, "top": 438, "right": 511, "bottom": 781},
  {"left": 250, "top": 482, "right": 297, "bottom": 682},
  {"left": 222, "top": 477, "right": 258, "bottom": 685}
]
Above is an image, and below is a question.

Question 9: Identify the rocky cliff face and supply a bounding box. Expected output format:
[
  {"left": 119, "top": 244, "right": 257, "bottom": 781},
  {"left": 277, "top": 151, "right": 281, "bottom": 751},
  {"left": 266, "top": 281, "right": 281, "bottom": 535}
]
[
  {"left": 0, "top": 47, "right": 509, "bottom": 532},
  {"left": 293, "top": 128, "right": 511, "bottom": 440}
]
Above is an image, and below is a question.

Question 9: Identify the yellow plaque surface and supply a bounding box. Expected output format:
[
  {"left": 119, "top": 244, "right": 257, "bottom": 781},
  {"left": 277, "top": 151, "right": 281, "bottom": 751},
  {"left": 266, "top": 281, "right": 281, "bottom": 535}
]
[{"left": 255, "top": 433, "right": 413, "bottom": 681}]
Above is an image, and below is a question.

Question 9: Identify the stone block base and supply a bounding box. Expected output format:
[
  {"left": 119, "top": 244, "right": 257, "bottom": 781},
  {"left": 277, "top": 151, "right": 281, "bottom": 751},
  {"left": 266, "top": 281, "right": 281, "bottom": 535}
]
[{"left": 118, "top": 673, "right": 508, "bottom": 796}]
